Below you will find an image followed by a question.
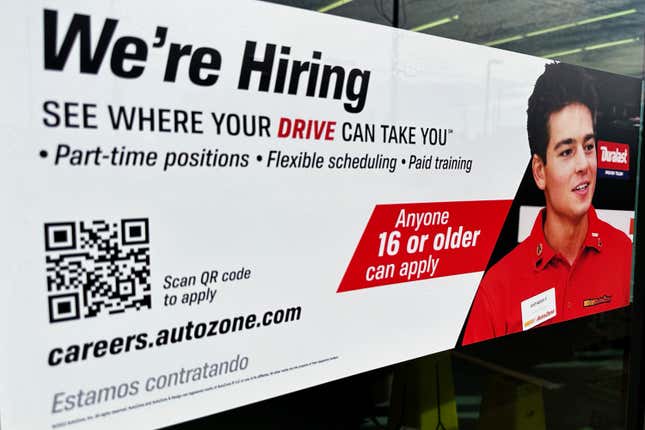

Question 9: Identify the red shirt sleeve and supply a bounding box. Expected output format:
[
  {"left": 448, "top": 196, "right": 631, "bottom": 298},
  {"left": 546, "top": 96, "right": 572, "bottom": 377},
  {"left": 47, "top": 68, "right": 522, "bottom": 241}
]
[
  {"left": 462, "top": 280, "right": 497, "bottom": 345},
  {"left": 617, "top": 232, "right": 633, "bottom": 307}
]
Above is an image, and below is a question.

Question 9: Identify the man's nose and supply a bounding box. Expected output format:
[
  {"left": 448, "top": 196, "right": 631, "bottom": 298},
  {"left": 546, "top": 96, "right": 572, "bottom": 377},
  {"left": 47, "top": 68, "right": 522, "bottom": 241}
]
[{"left": 574, "top": 145, "right": 591, "bottom": 172}]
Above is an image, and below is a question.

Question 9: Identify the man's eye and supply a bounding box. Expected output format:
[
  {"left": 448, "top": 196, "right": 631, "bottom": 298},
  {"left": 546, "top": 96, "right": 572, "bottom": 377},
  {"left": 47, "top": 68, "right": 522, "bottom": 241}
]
[
  {"left": 585, "top": 142, "right": 596, "bottom": 152},
  {"left": 559, "top": 149, "right": 572, "bottom": 157}
]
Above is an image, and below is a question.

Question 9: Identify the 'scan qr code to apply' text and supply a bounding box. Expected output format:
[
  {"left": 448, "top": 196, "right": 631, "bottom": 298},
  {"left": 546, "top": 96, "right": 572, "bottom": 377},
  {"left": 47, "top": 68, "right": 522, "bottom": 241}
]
[{"left": 44, "top": 219, "right": 151, "bottom": 323}]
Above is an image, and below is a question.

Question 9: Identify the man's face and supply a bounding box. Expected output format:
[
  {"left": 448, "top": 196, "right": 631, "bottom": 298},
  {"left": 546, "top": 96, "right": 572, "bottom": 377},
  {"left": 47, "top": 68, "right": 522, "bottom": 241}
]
[{"left": 533, "top": 102, "right": 596, "bottom": 223}]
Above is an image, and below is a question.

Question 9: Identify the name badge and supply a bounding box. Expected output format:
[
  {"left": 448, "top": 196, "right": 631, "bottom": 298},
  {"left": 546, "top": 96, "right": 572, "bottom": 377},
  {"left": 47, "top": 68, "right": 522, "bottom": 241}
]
[{"left": 521, "top": 288, "right": 556, "bottom": 331}]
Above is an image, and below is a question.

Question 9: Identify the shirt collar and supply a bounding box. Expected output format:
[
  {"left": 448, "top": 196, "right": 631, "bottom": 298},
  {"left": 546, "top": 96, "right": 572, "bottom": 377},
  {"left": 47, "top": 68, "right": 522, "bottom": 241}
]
[
  {"left": 583, "top": 206, "right": 604, "bottom": 252},
  {"left": 530, "top": 206, "right": 602, "bottom": 271}
]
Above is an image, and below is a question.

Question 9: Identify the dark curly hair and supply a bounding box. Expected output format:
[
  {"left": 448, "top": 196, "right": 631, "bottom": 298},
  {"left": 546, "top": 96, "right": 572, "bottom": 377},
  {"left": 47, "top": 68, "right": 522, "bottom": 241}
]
[{"left": 527, "top": 62, "right": 598, "bottom": 164}]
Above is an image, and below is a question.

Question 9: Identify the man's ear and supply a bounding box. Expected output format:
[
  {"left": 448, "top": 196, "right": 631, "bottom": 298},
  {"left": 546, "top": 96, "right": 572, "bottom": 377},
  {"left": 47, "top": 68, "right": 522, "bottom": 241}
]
[{"left": 532, "top": 153, "right": 546, "bottom": 190}]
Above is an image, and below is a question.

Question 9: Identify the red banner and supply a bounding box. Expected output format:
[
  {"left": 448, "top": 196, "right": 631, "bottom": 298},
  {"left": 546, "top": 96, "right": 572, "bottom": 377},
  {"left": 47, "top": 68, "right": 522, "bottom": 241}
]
[
  {"left": 597, "top": 140, "right": 630, "bottom": 171},
  {"left": 338, "top": 200, "right": 513, "bottom": 293}
]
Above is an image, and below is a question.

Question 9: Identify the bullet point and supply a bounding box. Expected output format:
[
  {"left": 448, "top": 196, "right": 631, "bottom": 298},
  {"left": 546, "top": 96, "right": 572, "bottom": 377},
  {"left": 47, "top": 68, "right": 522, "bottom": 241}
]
[
  {"left": 39, "top": 150, "right": 48, "bottom": 158},
  {"left": 401, "top": 159, "right": 406, "bottom": 164},
  {"left": 256, "top": 155, "right": 262, "bottom": 162}
]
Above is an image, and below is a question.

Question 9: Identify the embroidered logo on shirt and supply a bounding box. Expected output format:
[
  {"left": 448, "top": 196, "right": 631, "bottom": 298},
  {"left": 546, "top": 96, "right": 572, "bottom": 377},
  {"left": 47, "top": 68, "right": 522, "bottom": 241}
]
[{"left": 583, "top": 295, "right": 612, "bottom": 307}]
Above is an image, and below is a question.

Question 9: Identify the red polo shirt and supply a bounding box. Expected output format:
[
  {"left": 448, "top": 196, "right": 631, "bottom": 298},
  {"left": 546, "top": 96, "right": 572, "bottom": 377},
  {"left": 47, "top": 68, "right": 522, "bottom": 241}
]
[{"left": 462, "top": 206, "right": 632, "bottom": 345}]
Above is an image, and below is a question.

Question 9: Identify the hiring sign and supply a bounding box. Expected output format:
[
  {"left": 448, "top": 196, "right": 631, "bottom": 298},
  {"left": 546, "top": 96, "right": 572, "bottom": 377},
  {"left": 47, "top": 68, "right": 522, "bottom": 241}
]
[{"left": 0, "top": 1, "right": 639, "bottom": 429}]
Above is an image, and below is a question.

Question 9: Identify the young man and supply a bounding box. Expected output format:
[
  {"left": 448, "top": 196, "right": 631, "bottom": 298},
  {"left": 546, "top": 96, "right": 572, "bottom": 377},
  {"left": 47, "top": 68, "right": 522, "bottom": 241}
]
[{"left": 462, "top": 63, "right": 632, "bottom": 345}]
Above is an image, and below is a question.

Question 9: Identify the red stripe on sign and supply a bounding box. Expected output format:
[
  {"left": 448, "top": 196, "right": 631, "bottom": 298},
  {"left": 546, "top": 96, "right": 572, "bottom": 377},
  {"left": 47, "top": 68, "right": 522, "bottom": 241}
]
[
  {"left": 337, "top": 200, "right": 513, "bottom": 293},
  {"left": 597, "top": 140, "right": 629, "bottom": 171}
]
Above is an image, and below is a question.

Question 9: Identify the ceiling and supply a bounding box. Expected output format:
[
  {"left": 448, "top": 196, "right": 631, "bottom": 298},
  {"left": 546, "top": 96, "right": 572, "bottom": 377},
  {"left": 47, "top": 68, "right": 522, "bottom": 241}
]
[{"left": 264, "top": 0, "right": 644, "bottom": 77}]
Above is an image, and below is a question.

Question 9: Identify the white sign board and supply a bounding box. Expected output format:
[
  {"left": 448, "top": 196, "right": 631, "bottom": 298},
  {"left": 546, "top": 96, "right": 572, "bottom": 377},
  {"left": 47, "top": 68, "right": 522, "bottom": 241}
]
[{"left": 0, "top": 1, "right": 637, "bottom": 429}]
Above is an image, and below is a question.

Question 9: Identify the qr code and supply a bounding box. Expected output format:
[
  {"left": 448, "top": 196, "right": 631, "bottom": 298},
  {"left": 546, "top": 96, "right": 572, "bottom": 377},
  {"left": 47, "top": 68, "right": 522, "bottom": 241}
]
[{"left": 44, "top": 219, "right": 151, "bottom": 323}]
